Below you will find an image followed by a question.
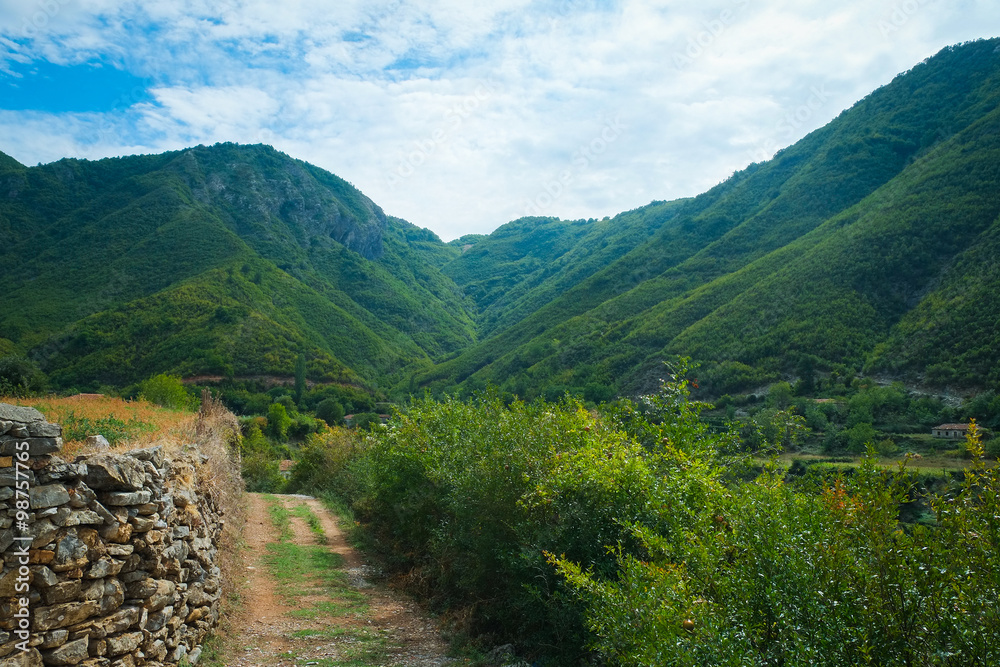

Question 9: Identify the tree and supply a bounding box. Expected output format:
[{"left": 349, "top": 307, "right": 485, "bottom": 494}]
[
  {"left": 316, "top": 398, "right": 345, "bottom": 426},
  {"left": 294, "top": 353, "right": 306, "bottom": 404},
  {"left": 267, "top": 403, "right": 292, "bottom": 440},
  {"left": 351, "top": 412, "right": 381, "bottom": 430},
  {"left": 0, "top": 355, "right": 46, "bottom": 396},
  {"left": 139, "top": 374, "right": 193, "bottom": 410}
]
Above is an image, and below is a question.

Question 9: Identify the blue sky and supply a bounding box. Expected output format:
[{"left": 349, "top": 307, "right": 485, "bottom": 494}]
[{"left": 0, "top": 0, "right": 998, "bottom": 240}]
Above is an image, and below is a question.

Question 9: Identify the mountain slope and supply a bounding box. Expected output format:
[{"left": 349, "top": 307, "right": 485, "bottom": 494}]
[
  {"left": 420, "top": 38, "right": 1000, "bottom": 397},
  {"left": 0, "top": 144, "right": 474, "bottom": 390}
]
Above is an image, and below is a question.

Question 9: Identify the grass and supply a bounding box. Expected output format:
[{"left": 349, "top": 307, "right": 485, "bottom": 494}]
[
  {"left": 2, "top": 394, "right": 195, "bottom": 456},
  {"left": 258, "top": 495, "right": 400, "bottom": 666},
  {"left": 291, "top": 503, "right": 328, "bottom": 544},
  {"left": 261, "top": 496, "right": 367, "bottom": 617}
]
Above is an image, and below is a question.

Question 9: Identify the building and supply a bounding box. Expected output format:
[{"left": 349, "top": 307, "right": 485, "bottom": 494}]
[
  {"left": 279, "top": 459, "right": 295, "bottom": 479},
  {"left": 931, "top": 423, "right": 970, "bottom": 439}
]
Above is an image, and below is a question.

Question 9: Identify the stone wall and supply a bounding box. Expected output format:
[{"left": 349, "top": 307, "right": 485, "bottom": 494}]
[{"left": 0, "top": 404, "right": 227, "bottom": 666}]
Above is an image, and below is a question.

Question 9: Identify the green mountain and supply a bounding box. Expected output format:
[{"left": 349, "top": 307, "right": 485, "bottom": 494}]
[
  {"left": 0, "top": 143, "right": 473, "bottom": 390},
  {"left": 417, "top": 38, "right": 1000, "bottom": 397},
  {"left": 3, "top": 39, "right": 999, "bottom": 399}
]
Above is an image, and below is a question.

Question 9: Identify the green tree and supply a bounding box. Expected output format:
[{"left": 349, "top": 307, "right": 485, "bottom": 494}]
[
  {"left": 351, "top": 412, "right": 381, "bottom": 430},
  {"left": 0, "top": 355, "right": 46, "bottom": 396},
  {"left": 316, "top": 398, "right": 345, "bottom": 426},
  {"left": 844, "top": 421, "right": 877, "bottom": 453},
  {"left": 267, "top": 402, "right": 292, "bottom": 440},
  {"left": 139, "top": 374, "right": 193, "bottom": 410},
  {"left": 294, "top": 352, "right": 306, "bottom": 404}
]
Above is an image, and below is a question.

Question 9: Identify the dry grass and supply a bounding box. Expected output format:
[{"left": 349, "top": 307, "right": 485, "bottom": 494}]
[{"left": 3, "top": 393, "right": 196, "bottom": 457}]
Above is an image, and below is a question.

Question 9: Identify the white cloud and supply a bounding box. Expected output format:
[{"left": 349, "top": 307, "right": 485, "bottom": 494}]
[{"left": 0, "top": 0, "right": 998, "bottom": 239}]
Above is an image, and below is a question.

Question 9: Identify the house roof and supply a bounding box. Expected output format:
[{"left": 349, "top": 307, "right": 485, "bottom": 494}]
[
  {"left": 933, "top": 423, "right": 970, "bottom": 430},
  {"left": 279, "top": 459, "right": 295, "bottom": 472}
]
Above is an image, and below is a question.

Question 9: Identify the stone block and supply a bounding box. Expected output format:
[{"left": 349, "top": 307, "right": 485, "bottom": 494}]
[
  {"left": 29, "top": 566, "right": 58, "bottom": 588},
  {"left": 0, "top": 647, "right": 44, "bottom": 666},
  {"left": 144, "top": 580, "right": 176, "bottom": 612},
  {"left": 32, "top": 600, "right": 100, "bottom": 631},
  {"left": 52, "top": 533, "right": 89, "bottom": 572},
  {"left": 0, "top": 436, "right": 62, "bottom": 456},
  {"left": 105, "top": 631, "right": 142, "bottom": 657},
  {"left": 98, "top": 522, "right": 131, "bottom": 544},
  {"left": 27, "top": 421, "right": 62, "bottom": 438},
  {"left": 126, "top": 446, "right": 163, "bottom": 467},
  {"left": 84, "top": 558, "right": 122, "bottom": 580},
  {"left": 42, "top": 580, "right": 82, "bottom": 606},
  {"left": 93, "top": 606, "right": 141, "bottom": 637},
  {"left": 0, "top": 404, "right": 45, "bottom": 423},
  {"left": 38, "top": 463, "right": 86, "bottom": 484},
  {"left": 64, "top": 511, "right": 104, "bottom": 527},
  {"left": 38, "top": 628, "right": 69, "bottom": 649},
  {"left": 84, "top": 435, "right": 110, "bottom": 451},
  {"left": 83, "top": 457, "right": 144, "bottom": 492},
  {"left": 42, "top": 636, "right": 89, "bottom": 665},
  {"left": 99, "top": 490, "right": 151, "bottom": 507}
]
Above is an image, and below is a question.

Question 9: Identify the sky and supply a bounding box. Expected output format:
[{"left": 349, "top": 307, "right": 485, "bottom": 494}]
[{"left": 0, "top": 1, "right": 998, "bottom": 241}]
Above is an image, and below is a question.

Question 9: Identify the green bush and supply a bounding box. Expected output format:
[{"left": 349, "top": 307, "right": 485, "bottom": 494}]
[
  {"left": 315, "top": 398, "right": 345, "bottom": 426},
  {"left": 350, "top": 412, "right": 381, "bottom": 430},
  {"left": 306, "top": 363, "right": 1000, "bottom": 665},
  {"left": 240, "top": 425, "right": 286, "bottom": 493},
  {"left": 267, "top": 402, "right": 291, "bottom": 440},
  {"left": 138, "top": 374, "right": 195, "bottom": 410},
  {"left": 61, "top": 412, "right": 154, "bottom": 447},
  {"left": 985, "top": 436, "right": 1000, "bottom": 460},
  {"left": 0, "top": 355, "right": 46, "bottom": 396}
]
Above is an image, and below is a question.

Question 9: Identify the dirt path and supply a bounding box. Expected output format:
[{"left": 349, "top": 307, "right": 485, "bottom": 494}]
[{"left": 219, "top": 493, "right": 458, "bottom": 667}]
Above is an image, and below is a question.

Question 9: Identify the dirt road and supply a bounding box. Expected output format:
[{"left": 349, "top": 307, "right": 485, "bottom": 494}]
[{"left": 214, "top": 493, "right": 458, "bottom": 667}]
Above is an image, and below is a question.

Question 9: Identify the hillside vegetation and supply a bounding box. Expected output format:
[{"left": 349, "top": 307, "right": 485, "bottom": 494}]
[
  {"left": 416, "top": 38, "right": 1000, "bottom": 399},
  {"left": 2, "top": 40, "right": 999, "bottom": 408},
  {"left": 0, "top": 143, "right": 473, "bottom": 391}
]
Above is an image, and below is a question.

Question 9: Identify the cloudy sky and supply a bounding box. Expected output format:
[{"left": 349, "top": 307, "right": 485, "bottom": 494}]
[{"left": 1, "top": 1, "right": 997, "bottom": 240}]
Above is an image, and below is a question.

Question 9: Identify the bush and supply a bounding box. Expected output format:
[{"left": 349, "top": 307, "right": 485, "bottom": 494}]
[
  {"left": 285, "top": 428, "right": 360, "bottom": 495},
  {"left": 266, "top": 403, "right": 291, "bottom": 440},
  {"left": 315, "top": 398, "right": 345, "bottom": 426},
  {"left": 287, "top": 413, "right": 319, "bottom": 440},
  {"left": 240, "top": 426, "right": 285, "bottom": 493},
  {"left": 311, "top": 363, "right": 1000, "bottom": 665},
  {"left": 0, "top": 355, "right": 46, "bottom": 395},
  {"left": 139, "top": 374, "right": 194, "bottom": 410},
  {"left": 350, "top": 412, "right": 381, "bottom": 430},
  {"left": 985, "top": 436, "right": 1000, "bottom": 460}
]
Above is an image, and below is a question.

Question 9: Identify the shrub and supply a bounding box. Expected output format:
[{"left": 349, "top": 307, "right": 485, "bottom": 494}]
[
  {"left": 0, "top": 355, "right": 46, "bottom": 396},
  {"left": 315, "top": 398, "right": 345, "bottom": 426},
  {"left": 240, "top": 425, "right": 285, "bottom": 493},
  {"left": 350, "top": 412, "right": 381, "bottom": 430},
  {"left": 139, "top": 374, "right": 194, "bottom": 410},
  {"left": 266, "top": 403, "right": 291, "bottom": 440}
]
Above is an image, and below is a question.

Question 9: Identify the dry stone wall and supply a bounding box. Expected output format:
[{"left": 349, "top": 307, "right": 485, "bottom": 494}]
[{"left": 0, "top": 404, "right": 226, "bottom": 667}]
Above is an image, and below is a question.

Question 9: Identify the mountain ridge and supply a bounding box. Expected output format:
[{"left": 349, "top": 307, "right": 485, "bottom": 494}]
[{"left": 2, "top": 39, "right": 999, "bottom": 399}]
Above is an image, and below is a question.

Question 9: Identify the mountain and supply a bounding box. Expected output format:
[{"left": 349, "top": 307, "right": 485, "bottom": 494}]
[
  {"left": 0, "top": 143, "right": 474, "bottom": 390},
  {"left": 417, "top": 38, "right": 1000, "bottom": 398},
  {"left": 3, "top": 39, "right": 999, "bottom": 399}
]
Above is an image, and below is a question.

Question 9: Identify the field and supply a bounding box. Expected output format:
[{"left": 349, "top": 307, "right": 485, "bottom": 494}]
[{"left": 1, "top": 393, "right": 196, "bottom": 456}]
